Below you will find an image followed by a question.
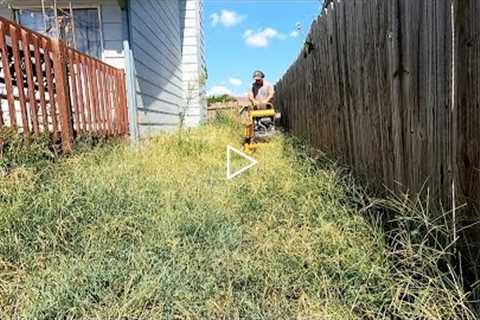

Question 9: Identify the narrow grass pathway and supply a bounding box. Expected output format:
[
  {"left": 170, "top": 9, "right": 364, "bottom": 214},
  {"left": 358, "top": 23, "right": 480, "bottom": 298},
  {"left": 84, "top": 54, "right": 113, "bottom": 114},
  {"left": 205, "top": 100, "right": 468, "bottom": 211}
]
[{"left": 0, "top": 117, "right": 472, "bottom": 319}]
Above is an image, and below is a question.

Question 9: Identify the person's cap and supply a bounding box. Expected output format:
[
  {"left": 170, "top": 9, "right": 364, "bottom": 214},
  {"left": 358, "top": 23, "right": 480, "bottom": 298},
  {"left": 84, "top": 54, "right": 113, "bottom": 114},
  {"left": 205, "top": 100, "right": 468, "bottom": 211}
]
[{"left": 253, "top": 70, "right": 265, "bottom": 80}]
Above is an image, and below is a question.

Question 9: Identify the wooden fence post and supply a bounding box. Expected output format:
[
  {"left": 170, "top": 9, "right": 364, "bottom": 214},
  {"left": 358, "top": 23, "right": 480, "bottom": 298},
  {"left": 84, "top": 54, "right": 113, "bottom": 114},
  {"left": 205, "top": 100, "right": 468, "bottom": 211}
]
[
  {"left": 51, "top": 39, "right": 74, "bottom": 151},
  {"left": 120, "top": 70, "right": 128, "bottom": 135}
]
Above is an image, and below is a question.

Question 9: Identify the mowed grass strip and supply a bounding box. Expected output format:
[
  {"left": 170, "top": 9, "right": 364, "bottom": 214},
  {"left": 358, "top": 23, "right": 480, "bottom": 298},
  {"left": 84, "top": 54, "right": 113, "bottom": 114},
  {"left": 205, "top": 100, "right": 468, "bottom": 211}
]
[{"left": 0, "top": 115, "right": 473, "bottom": 319}]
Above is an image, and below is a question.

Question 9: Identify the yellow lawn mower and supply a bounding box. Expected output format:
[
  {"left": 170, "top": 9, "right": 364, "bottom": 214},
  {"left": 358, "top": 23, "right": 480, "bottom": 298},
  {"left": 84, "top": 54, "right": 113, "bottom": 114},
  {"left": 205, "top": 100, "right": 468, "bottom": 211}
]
[{"left": 240, "top": 103, "right": 281, "bottom": 153}]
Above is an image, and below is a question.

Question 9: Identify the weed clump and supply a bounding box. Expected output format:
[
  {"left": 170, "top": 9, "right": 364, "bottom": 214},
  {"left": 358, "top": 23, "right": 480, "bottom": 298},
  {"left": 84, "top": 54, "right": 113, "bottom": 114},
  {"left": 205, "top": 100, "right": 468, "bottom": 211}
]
[{"left": 0, "top": 128, "right": 58, "bottom": 172}]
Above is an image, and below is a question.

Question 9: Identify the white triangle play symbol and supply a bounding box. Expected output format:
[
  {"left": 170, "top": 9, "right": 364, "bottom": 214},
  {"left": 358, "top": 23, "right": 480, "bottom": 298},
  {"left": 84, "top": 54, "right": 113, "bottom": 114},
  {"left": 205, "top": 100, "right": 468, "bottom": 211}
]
[{"left": 226, "top": 145, "right": 257, "bottom": 180}]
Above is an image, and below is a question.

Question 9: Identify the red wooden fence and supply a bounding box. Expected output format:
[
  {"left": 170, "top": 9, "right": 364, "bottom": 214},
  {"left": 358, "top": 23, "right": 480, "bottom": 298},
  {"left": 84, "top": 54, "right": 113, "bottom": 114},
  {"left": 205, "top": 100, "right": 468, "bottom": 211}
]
[{"left": 0, "top": 16, "right": 128, "bottom": 150}]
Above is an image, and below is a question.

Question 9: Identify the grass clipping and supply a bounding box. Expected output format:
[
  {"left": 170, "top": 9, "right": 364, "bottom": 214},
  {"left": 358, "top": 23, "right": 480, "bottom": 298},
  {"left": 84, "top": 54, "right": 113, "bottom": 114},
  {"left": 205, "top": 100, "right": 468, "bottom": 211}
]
[{"left": 0, "top": 113, "right": 475, "bottom": 319}]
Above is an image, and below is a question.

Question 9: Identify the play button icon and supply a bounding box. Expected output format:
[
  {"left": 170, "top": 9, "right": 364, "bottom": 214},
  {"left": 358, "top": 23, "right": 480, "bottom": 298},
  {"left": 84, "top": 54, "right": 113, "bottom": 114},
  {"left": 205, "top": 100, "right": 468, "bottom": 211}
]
[{"left": 226, "top": 145, "right": 257, "bottom": 180}]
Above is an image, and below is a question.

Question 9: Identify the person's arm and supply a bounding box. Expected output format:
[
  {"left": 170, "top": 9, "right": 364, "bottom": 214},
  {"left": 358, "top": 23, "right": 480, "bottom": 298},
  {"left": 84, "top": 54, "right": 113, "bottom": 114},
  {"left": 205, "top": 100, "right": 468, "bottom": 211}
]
[
  {"left": 262, "top": 85, "right": 275, "bottom": 104},
  {"left": 248, "top": 90, "right": 255, "bottom": 103},
  {"left": 248, "top": 89, "right": 258, "bottom": 106}
]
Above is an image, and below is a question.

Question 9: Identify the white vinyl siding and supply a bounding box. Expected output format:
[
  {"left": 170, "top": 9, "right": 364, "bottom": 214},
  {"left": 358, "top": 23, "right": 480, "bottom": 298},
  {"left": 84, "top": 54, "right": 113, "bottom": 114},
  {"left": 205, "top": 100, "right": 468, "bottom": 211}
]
[{"left": 180, "top": 0, "right": 206, "bottom": 127}]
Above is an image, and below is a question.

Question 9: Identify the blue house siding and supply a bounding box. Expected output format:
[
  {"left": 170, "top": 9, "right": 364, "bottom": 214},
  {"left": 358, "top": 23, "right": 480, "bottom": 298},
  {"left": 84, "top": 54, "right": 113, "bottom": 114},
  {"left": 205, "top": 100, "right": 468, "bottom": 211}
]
[{"left": 128, "top": 0, "right": 184, "bottom": 136}]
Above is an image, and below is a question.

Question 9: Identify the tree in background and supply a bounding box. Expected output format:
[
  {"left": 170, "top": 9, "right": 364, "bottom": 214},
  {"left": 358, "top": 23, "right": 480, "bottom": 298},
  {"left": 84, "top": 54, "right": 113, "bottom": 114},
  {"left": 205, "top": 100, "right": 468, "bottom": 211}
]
[{"left": 207, "top": 94, "right": 236, "bottom": 106}]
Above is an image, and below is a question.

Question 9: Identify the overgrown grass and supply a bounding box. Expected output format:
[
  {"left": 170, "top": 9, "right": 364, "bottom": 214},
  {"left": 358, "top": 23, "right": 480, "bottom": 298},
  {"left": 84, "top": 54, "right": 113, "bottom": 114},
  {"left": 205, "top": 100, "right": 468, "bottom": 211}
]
[
  {"left": 0, "top": 127, "right": 117, "bottom": 174},
  {"left": 0, "top": 113, "right": 475, "bottom": 319}
]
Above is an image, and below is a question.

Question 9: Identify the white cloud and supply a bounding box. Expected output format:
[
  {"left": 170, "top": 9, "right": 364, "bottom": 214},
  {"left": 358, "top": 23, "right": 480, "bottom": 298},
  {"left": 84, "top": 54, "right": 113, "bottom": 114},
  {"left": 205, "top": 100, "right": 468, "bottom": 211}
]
[
  {"left": 243, "top": 28, "right": 283, "bottom": 47},
  {"left": 210, "top": 10, "right": 246, "bottom": 27},
  {"left": 207, "top": 86, "right": 232, "bottom": 97},
  {"left": 290, "top": 30, "right": 300, "bottom": 38},
  {"left": 221, "top": 10, "right": 246, "bottom": 27},
  {"left": 210, "top": 13, "right": 220, "bottom": 26},
  {"left": 229, "top": 78, "right": 243, "bottom": 86}
]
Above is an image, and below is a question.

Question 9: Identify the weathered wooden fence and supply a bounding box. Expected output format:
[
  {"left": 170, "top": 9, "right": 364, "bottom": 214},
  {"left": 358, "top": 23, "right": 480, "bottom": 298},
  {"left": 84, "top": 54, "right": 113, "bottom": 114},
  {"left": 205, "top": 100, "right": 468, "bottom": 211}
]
[
  {"left": 275, "top": 0, "right": 479, "bottom": 232},
  {"left": 0, "top": 16, "right": 128, "bottom": 150},
  {"left": 453, "top": 0, "right": 480, "bottom": 262}
]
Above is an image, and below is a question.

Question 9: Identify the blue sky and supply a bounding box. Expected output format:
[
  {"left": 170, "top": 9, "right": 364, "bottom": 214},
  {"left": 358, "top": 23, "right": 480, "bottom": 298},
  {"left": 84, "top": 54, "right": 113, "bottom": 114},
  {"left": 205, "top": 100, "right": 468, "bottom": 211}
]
[{"left": 204, "top": 0, "right": 323, "bottom": 97}]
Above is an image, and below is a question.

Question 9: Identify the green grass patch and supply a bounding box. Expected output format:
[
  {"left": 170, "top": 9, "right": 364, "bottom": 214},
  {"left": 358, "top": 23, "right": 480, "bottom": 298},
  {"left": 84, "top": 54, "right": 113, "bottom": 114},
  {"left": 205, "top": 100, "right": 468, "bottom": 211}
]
[{"left": 0, "top": 115, "right": 475, "bottom": 319}]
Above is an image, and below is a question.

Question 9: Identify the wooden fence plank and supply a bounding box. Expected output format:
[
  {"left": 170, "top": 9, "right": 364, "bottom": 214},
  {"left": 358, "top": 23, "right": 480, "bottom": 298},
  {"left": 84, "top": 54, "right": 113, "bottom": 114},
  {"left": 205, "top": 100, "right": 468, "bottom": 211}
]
[
  {"left": 90, "top": 61, "right": 101, "bottom": 134},
  {"left": 74, "top": 52, "right": 87, "bottom": 132},
  {"left": 21, "top": 29, "right": 40, "bottom": 139},
  {"left": 105, "top": 67, "right": 113, "bottom": 136},
  {"left": 33, "top": 35, "right": 49, "bottom": 132},
  {"left": 94, "top": 62, "right": 104, "bottom": 135},
  {"left": 51, "top": 39, "right": 74, "bottom": 150},
  {"left": 117, "top": 70, "right": 126, "bottom": 135},
  {"left": 67, "top": 49, "right": 80, "bottom": 132},
  {"left": 455, "top": 0, "right": 480, "bottom": 214},
  {"left": 112, "top": 70, "right": 119, "bottom": 135},
  {"left": 119, "top": 70, "right": 128, "bottom": 135},
  {"left": 106, "top": 69, "right": 114, "bottom": 135},
  {"left": 0, "top": 21, "right": 17, "bottom": 128},
  {"left": 99, "top": 62, "right": 108, "bottom": 136},
  {"left": 43, "top": 40, "right": 59, "bottom": 139},
  {"left": 101, "top": 64, "right": 112, "bottom": 136},
  {"left": 10, "top": 25, "right": 30, "bottom": 141},
  {"left": 81, "top": 55, "right": 94, "bottom": 133}
]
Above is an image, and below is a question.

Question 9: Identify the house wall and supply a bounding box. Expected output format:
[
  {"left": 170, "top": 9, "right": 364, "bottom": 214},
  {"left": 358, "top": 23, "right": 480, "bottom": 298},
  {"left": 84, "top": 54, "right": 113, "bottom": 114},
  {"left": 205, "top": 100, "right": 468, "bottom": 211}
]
[
  {"left": 180, "top": 0, "right": 206, "bottom": 127},
  {"left": 0, "top": 5, "right": 12, "bottom": 19},
  {"left": 127, "top": 0, "right": 184, "bottom": 136},
  {"left": 101, "top": 0, "right": 125, "bottom": 69}
]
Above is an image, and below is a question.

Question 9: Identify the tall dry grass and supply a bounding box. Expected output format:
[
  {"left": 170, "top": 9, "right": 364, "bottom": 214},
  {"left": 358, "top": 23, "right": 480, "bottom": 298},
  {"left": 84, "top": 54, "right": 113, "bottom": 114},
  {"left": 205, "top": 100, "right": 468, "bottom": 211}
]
[{"left": 0, "top": 112, "right": 475, "bottom": 319}]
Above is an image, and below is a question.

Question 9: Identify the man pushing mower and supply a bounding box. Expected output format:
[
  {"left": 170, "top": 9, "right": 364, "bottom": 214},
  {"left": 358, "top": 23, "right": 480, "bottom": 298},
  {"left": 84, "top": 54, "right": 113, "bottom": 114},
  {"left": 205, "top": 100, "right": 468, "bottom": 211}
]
[
  {"left": 248, "top": 70, "right": 275, "bottom": 110},
  {"left": 241, "top": 70, "right": 280, "bottom": 153}
]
